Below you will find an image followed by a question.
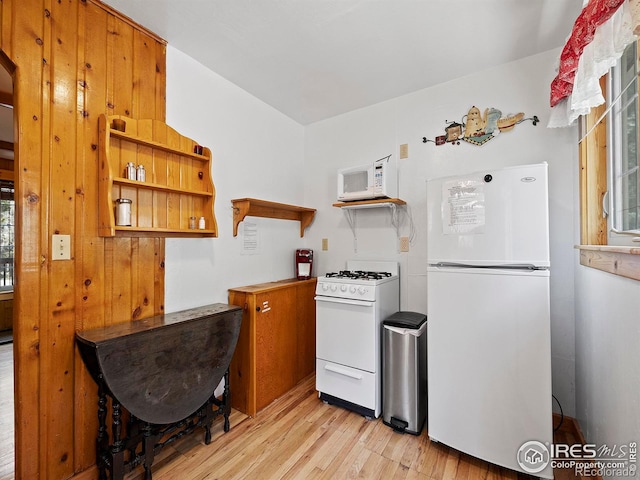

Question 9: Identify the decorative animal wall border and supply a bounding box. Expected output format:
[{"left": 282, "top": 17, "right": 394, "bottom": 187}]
[{"left": 422, "top": 106, "right": 539, "bottom": 146}]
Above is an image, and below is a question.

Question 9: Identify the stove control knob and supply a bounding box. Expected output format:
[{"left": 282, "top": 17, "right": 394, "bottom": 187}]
[
  {"left": 349, "top": 285, "right": 357, "bottom": 293},
  {"left": 321, "top": 283, "right": 329, "bottom": 291},
  {"left": 358, "top": 286, "right": 368, "bottom": 295},
  {"left": 330, "top": 284, "right": 338, "bottom": 292},
  {"left": 340, "top": 285, "right": 348, "bottom": 292}
]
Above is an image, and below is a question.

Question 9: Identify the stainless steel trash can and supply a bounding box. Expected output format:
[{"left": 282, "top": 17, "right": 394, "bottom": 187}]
[{"left": 382, "top": 311, "right": 427, "bottom": 435}]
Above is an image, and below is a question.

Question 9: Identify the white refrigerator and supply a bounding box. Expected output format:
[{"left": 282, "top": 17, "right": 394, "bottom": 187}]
[{"left": 426, "top": 163, "right": 553, "bottom": 479}]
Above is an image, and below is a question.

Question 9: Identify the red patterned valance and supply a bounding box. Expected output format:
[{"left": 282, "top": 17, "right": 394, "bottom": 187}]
[{"left": 550, "top": 0, "right": 625, "bottom": 107}]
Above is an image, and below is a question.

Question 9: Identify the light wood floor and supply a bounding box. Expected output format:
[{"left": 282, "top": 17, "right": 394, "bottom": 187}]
[
  {"left": 122, "top": 376, "right": 586, "bottom": 480},
  {"left": 0, "top": 342, "right": 14, "bottom": 480},
  {"left": 0, "top": 350, "right": 587, "bottom": 480}
]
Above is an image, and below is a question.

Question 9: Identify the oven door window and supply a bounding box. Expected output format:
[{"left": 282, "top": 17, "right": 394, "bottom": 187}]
[{"left": 316, "top": 297, "right": 377, "bottom": 372}]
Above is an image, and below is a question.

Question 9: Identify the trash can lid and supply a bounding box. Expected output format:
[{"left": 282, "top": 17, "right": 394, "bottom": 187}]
[{"left": 383, "top": 311, "right": 427, "bottom": 329}]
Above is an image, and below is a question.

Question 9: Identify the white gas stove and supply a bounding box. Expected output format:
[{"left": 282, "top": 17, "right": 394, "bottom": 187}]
[
  {"left": 316, "top": 260, "right": 399, "bottom": 300},
  {"left": 315, "top": 260, "right": 399, "bottom": 418}
]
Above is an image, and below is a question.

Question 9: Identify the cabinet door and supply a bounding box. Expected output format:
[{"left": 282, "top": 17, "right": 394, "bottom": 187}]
[
  {"left": 295, "top": 281, "right": 316, "bottom": 382},
  {"left": 255, "top": 288, "right": 297, "bottom": 411}
]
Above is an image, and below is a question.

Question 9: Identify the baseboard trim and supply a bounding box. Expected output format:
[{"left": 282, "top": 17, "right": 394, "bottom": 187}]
[{"left": 70, "top": 465, "right": 98, "bottom": 480}]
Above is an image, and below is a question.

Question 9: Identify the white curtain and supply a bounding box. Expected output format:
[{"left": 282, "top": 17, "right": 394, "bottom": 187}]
[{"left": 548, "top": 0, "right": 637, "bottom": 128}]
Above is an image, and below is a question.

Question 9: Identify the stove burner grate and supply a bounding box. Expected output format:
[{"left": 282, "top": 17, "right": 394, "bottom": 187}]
[{"left": 324, "top": 270, "right": 392, "bottom": 281}]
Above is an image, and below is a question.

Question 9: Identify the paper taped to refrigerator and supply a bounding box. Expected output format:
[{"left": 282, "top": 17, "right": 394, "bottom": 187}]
[{"left": 442, "top": 178, "right": 485, "bottom": 234}]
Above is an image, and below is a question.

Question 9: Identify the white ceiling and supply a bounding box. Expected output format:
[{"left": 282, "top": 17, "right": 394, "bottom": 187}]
[{"left": 102, "top": 0, "right": 582, "bottom": 125}]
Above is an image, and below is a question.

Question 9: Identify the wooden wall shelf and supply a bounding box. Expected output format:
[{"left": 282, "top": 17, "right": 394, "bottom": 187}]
[
  {"left": 231, "top": 198, "right": 316, "bottom": 237},
  {"left": 98, "top": 114, "right": 218, "bottom": 237},
  {"left": 332, "top": 198, "right": 407, "bottom": 209}
]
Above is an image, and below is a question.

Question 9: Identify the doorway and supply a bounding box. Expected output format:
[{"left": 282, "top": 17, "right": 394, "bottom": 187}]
[{"left": 0, "top": 59, "right": 15, "bottom": 480}]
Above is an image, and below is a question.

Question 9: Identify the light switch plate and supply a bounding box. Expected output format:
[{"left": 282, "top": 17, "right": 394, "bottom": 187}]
[{"left": 52, "top": 234, "right": 71, "bottom": 260}]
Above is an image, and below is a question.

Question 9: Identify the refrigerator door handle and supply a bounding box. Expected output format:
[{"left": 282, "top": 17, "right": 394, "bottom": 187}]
[{"left": 430, "top": 262, "right": 548, "bottom": 271}]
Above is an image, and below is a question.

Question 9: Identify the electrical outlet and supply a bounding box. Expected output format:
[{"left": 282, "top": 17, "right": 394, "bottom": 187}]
[
  {"left": 399, "top": 236, "right": 409, "bottom": 252},
  {"left": 399, "top": 144, "right": 409, "bottom": 159},
  {"left": 322, "top": 238, "right": 329, "bottom": 251},
  {"left": 52, "top": 234, "right": 71, "bottom": 260}
]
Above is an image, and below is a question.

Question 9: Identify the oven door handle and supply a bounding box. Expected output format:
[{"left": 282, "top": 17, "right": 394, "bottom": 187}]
[
  {"left": 324, "top": 364, "right": 363, "bottom": 380},
  {"left": 314, "top": 296, "right": 374, "bottom": 307}
]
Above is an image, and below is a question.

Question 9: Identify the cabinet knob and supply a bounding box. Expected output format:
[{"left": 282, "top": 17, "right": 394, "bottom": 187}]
[{"left": 256, "top": 306, "right": 260, "bottom": 312}]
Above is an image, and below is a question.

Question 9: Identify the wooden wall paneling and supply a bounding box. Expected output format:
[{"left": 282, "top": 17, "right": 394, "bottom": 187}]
[
  {"left": 47, "top": 2, "right": 82, "bottom": 478},
  {"left": 107, "top": 24, "right": 135, "bottom": 346},
  {"left": 119, "top": 120, "right": 138, "bottom": 226},
  {"left": 43, "top": 0, "right": 81, "bottom": 477},
  {"left": 111, "top": 238, "right": 134, "bottom": 324},
  {"left": 103, "top": 235, "right": 115, "bottom": 329},
  {"left": 0, "top": 0, "right": 10, "bottom": 52},
  {"left": 135, "top": 237, "right": 156, "bottom": 320},
  {"left": 40, "top": 16, "right": 53, "bottom": 440},
  {"left": 136, "top": 119, "right": 154, "bottom": 228},
  {"left": 11, "top": 1, "right": 47, "bottom": 479},
  {"left": 40, "top": 0, "right": 56, "bottom": 469},
  {"left": 130, "top": 237, "right": 140, "bottom": 318},
  {"left": 132, "top": 29, "right": 158, "bottom": 120},
  {"left": 166, "top": 126, "right": 182, "bottom": 229},
  {"left": 154, "top": 237, "right": 165, "bottom": 315},
  {"left": 155, "top": 45, "right": 166, "bottom": 122},
  {"left": 74, "top": 3, "right": 109, "bottom": 470},
  {"left": 1, "top": 0, "right": 169, "bottom": 476},
  {"left": 108, "top": 14, "right": 134, "bottom": 118},
  {"left": 152, "top": 120, "right": 168, "bottom": 229}
]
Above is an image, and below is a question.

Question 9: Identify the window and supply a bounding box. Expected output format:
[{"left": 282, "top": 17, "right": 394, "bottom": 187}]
[
  {"left": 608, "top": 40, "right": 640, "bottom": 242},
  {"left": 0, "top": 179, "right": 14, "bottom": 290},
  {"left": 578, "top": 40, "right": 640, "bottom": 281}
]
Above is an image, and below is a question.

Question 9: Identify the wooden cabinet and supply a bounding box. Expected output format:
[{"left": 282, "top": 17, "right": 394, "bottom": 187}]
[
  {"left": 228, "top": 278, "right": 317, "bottom": 416},
  {"left": 98, "top": 114, "right": 218, "bottom": 237}
]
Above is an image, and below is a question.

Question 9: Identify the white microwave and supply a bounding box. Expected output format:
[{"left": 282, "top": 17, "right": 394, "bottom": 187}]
[{"left": 337, "top": 155, "right": 397, "bottom": 201}]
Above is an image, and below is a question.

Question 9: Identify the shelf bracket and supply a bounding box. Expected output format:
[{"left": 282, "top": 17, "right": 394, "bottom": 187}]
[{"left": 334, "top": 199, "right": 407, "bottom": 252}]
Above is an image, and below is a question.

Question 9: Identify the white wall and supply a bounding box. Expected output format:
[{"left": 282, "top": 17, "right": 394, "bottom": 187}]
[
  {"left": 163, "top": 44, "right": 579, "bottom": 418},
  {"left": 163, "top": 46, "right": 308, "bottom": 311},
  {"left": 303, "top": 48, "right": 578, "bottom": 416},
  {"left": 574, "top": 265, "right": 640, "bottom": 457},
  {"left": 161, "top": 36, "right": 640, "bottom": 459}
]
